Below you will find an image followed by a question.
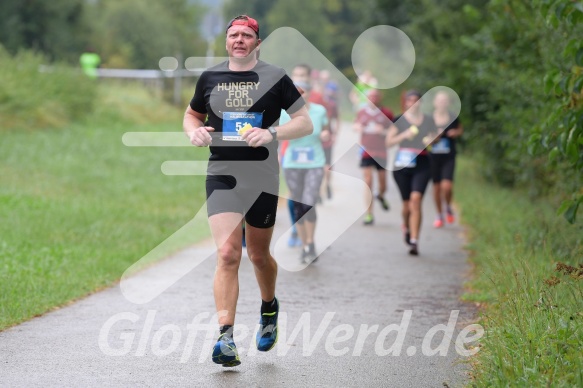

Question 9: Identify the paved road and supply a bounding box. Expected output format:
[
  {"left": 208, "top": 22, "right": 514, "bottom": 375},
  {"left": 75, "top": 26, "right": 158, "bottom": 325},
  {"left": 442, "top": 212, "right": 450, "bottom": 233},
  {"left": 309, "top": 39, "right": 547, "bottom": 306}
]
[{"left": 0, "top": 124, "right": 476, "bottom": 387}]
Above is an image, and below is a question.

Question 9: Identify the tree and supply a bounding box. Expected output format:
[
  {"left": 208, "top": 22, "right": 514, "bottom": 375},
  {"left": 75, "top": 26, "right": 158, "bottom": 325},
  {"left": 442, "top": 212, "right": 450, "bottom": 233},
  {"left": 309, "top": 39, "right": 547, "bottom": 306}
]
[
  {"left": 0, "top": 0, "right": 89, "bottom": 62},
  {"left": 85, "top": 0, "right": 206, "bottom": 68}
]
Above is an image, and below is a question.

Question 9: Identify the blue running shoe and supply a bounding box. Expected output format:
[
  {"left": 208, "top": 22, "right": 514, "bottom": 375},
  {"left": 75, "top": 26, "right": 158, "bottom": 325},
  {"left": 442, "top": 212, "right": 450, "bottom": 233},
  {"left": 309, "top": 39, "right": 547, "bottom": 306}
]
[
  {"left": 287, "top": 233, "right": 298, "bottom": 247},
  {"left": 256, "top": 298, "right": 279, "bottom": 352},
  {"left": 212, "top": 333, "right": 241, "bottom": 367}
]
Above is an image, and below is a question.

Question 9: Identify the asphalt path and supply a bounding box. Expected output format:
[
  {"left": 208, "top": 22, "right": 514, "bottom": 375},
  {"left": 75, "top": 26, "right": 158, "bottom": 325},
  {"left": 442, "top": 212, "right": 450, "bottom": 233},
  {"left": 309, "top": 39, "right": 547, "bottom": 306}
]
[{"left": 0, "top": 123, "right": 477, "bottom": 387}]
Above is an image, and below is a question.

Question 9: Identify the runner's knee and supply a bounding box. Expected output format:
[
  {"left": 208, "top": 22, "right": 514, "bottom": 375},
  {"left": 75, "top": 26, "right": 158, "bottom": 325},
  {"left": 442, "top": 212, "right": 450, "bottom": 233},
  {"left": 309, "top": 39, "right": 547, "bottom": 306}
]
[
  {"left": 409, "top": 193, "right": 422, "bottom": 210},
  {"left": 247, "top": 250, "right": 273, "bottom": 269},
  {"left": 217, "top": 245, "right": 241, "bottom": 269}
]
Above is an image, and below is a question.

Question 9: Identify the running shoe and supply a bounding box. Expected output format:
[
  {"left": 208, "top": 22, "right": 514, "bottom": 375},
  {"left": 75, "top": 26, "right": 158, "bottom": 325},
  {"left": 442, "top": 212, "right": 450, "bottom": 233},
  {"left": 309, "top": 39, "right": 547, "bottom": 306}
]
[
  {"left": 446, "top": 208, "right": 455, "bottom": 224},
  {"left": 402, "top": 225, "right": 411, "bottom": 246},
  {"left": 304, "top": 243, "right": 318, "bottom": 264},
  {"left": 288, "top": 233, "right": 301, "bottom": 247},
  {"left": 377, "top": 195, "right": 390, "bottom": 211},
  {"left": 256, "top": 298, "right": 279, "bottom": 352},
  {"left": 363, "top": 214, "right": 374, "bottom": 225},
  {"left": 300, "top": 246, "right": 309, "bottom": 262},
  {"left": 433, "top": 218, "right": 444, "bottom": 228},
  {"left": 212, "top": 333, "right": 241, "bottom": 367},
  {"left": 408, "top": 243, "right": 419, "bottom": 256}
]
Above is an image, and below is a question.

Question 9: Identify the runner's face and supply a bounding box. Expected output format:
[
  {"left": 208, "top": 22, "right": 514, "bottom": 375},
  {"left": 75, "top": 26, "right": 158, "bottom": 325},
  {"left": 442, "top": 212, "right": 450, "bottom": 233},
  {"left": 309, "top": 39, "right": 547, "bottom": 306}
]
[
  {"left": 226, "top": 25, "right": 260, "bottom": 59},
  {"left": 404, "top": 95, "right": 420, "bottom": 112},
  {"left": 367, "top": 90, "right": 381, "bottom": 106},
  {"left": 291, "top": 67, "right": 310, "bottom": 83},
  {"left": 433, "top": 93, "right": 450, "bottom": 110}
]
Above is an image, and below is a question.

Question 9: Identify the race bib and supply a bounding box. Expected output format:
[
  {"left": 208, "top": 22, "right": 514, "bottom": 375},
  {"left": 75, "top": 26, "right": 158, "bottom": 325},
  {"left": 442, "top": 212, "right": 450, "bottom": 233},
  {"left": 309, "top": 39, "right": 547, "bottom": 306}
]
[
  {"left": 394, "top": 149, "right": 417, "bottom": 168},
  {"left": 291, "top": 147, "right": 315, "bottom": 164},
  {"left": 432, "top": 138, "right": 451, "bottom": 154},
  {"left": 222, "top": 112, "right": 263, "bottom": 141}
]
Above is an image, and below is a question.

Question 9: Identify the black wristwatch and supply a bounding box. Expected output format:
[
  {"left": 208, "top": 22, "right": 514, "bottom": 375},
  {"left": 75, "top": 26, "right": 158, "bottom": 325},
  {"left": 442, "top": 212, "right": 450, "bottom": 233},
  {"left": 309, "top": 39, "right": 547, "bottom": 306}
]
[{"left": 268, "top": 126, "right": 277, "bottom": 141}]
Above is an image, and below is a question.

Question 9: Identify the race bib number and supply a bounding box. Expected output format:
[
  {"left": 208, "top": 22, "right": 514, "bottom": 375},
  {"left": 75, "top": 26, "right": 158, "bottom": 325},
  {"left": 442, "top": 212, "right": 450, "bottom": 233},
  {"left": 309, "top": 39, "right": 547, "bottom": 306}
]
[
  {"left": 222, "top": 112, "right": 263, "bottom": 141},
  {"left": 291, "top": 147, "right": 315, "bottom": 164},
  {"left": 432, "top": 138, "right": 451, "bottom": 154},
  {"left": 394, "top": 149, "right": 417, "bottom": 168}
]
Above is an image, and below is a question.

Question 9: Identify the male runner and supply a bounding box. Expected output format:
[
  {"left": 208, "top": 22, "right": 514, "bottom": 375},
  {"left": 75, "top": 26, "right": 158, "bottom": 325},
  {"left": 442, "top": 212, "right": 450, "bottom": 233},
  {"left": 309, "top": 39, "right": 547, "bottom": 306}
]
[{"left": 183, "top": 15, "right": 313, "bottom": 367}]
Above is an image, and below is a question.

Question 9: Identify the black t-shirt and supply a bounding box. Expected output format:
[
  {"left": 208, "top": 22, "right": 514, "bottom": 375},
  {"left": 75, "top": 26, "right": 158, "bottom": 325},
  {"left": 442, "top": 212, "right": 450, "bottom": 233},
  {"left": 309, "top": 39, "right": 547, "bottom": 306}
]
[
  {"left": 431, "top": 112, "right": 460, "bottom": 156},
  {"left": 190, "top": 60, "right": 304, "bottom": 175},
  {"left": 393, "top": 114, "right": 437, "bottom": 153}
]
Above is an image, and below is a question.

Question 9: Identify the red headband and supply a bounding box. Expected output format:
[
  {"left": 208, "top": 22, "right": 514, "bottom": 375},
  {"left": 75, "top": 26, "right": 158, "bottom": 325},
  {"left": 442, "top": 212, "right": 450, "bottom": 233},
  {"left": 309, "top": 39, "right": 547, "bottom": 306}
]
[{"left": 226, "top": 15, "right": 259, "bottom": 36}]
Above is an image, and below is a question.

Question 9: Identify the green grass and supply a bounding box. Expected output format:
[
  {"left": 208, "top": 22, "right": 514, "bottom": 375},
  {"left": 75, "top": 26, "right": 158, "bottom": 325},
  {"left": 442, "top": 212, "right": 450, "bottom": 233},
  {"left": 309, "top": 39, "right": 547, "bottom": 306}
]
[
  {"left": 0, "top": 83, "right": 211, "bottom": 330},
  {"left": 455, "top": 157, "right": 583, "bottom": 387}
]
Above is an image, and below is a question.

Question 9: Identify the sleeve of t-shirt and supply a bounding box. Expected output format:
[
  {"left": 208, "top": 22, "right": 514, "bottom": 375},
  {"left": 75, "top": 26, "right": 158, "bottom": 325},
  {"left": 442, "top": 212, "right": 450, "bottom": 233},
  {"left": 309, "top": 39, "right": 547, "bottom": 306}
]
[
  {"left": 189, "top": 72, "right": 208, "bottom": 114},
  {"left": 279, "top": 109, "right": 291, "bottom": 126},
  {"left": 393, "top": 114, "right": 406, "bottom": 132},
  {"left": 280, "top": 73, "right": 304, "bottom": 114}
]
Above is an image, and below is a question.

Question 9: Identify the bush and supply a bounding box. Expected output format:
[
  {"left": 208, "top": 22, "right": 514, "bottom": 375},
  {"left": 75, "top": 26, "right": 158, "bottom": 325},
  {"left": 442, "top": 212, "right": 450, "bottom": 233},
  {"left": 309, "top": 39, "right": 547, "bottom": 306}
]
[{"left": 0, "top": 45, "right": 97, "bottom": 131}]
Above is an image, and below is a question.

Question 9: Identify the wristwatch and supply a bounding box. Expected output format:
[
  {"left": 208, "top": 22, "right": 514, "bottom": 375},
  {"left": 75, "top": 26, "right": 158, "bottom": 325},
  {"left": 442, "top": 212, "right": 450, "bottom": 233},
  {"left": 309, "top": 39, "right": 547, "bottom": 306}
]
[{"left": 268, "top": 126, "right": 277, "bottom": 140}]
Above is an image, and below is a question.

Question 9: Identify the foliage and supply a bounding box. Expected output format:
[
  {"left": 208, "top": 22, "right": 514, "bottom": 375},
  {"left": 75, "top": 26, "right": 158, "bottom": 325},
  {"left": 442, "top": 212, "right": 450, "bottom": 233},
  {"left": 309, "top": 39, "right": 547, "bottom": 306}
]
[
  {"left": 531, "top": 0, "right": 583, "bottom": 224},
  {"left": 0, "top": 0, "right": 88, "bottom": 63},
  {"left": 0, "top": 0, "right": 207, "bottom": 69},
  {"left": 85, "top": 0, "right": 206, "bottom": 69},
  {"left": 0, "top": 45, "right": 97, "bottom": 131},
  {"left": 395, "top": 0, "right": 582, "bottom": 222},
  {"left": 456, "top": 158, "right": 583, "bottom": 387},
  {"left": 224, "top": 0, "right": 375, "bottom": 74}
]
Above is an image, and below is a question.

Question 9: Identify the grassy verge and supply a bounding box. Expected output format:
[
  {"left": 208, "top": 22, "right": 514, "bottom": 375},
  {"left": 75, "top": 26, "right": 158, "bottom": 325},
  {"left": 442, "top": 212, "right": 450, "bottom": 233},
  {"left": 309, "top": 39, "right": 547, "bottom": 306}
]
[
  {"left": 0, "top": 83, "right": 211, "bottom": 330},
  {"left": 455, "top": 157, "right": 583, "bottom": 387}
]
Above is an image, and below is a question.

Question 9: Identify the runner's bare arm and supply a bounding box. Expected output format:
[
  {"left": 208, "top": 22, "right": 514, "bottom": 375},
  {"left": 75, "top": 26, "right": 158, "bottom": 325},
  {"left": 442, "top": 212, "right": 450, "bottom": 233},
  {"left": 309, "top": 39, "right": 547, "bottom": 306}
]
[
  {"left": 448, "top": 124, "right": 464, "bottom": 138},
  {"left": 320, "top": 123, "right": 331, "bottom": 142},
  {"left": 274, "top": 105, "right": 313, "bottom": 141},
  {"left": 183, "top": 106, "right": 214, "bottom": 146}
]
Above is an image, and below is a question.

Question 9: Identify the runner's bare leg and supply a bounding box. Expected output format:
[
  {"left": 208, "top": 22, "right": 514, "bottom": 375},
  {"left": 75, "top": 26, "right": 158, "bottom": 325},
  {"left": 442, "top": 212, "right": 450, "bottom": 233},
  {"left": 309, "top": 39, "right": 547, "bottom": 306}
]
[
  {"left": 209, "top": 212, "right": 244, "bottom": 326},
  {"left": 245, "top": 224, "right": 277, "bottom": 302}
]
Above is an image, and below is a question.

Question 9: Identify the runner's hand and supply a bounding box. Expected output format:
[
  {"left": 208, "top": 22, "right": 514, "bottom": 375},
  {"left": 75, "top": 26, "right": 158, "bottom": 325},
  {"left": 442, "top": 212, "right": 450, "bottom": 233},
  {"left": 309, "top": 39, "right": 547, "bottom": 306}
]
[
  {"left": 242, "top": 127, "right": 272, "bottom": 148},
  {"left": 188, "top": 126, "right": 214, "bottom": 146},
  {"left": 374, "top": 123, "right": 385, "bottom": 134}
]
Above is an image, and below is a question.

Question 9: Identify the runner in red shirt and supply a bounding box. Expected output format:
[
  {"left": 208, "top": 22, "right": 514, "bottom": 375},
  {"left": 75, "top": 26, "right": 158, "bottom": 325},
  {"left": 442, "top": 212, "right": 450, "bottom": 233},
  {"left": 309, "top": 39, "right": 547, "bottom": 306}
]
[{"left": 353, "top": 89, "right": 393, "bottom": 225}]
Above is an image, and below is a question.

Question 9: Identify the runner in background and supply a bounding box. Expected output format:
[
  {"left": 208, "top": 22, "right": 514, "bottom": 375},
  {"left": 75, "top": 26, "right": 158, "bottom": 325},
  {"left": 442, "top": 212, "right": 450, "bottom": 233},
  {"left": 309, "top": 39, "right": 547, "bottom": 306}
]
[
  {"left": 386, "top": 90, "right": 438, "bottom": 255},
  {"left": 281, "top": 80, "right": 330, "bottom": 262},
  {"left": 319, "top": 69, "right": 340, "bottom": 200},
  {"left": 353, "top": 89, "right": 393, "bottom": 225},
  {"left": 349, "top": 70, "right": 378, "bottom": 112},
  {"left": 281, "top": 64, "right": 316, "bottom": 247},
  {"left": 430, "top": 91, "right": 463, "bottom": 228},
  {"left": 79, "top": 47, "right": 101, "bottom": 78}
]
